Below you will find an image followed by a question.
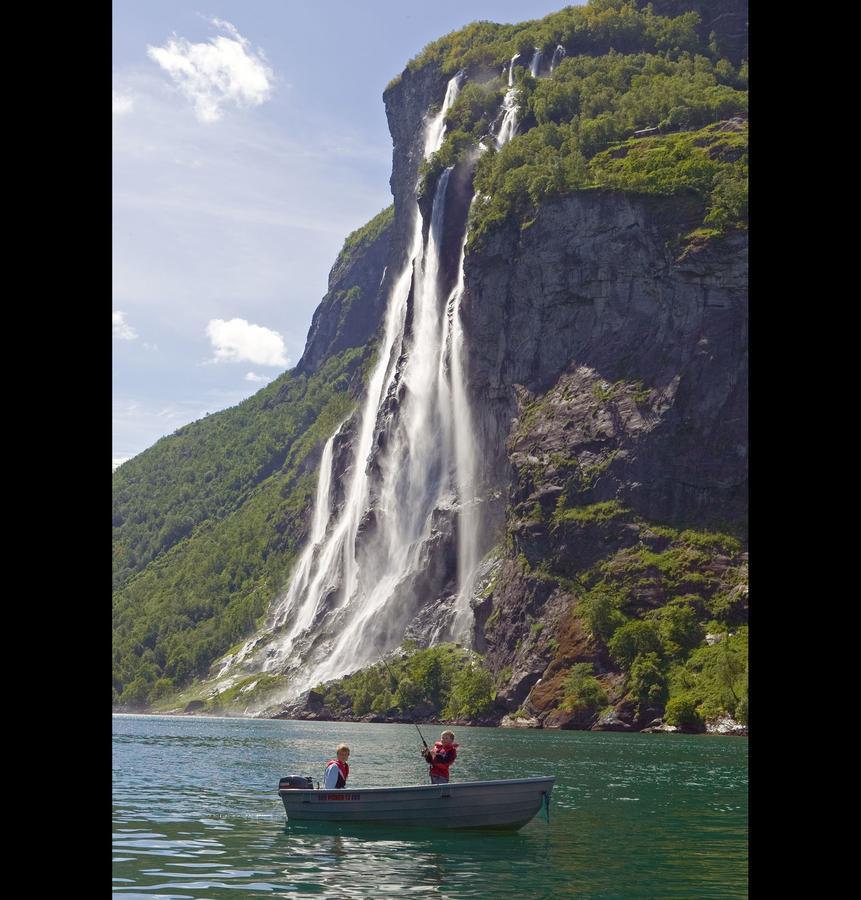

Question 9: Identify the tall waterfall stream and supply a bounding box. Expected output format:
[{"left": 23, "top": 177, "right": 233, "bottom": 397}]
[{"left": 218, "top": 64, "right": 538, "bottom": 706}]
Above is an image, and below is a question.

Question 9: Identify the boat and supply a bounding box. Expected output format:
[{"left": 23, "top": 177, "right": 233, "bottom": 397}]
[{"left": 277, "top": 775, "right": 554, "bottom": 830}]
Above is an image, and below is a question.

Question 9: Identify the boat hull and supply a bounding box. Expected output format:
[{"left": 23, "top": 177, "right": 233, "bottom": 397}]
[{"left": 278, "top": 776, "right": 554, "bottom": 830}]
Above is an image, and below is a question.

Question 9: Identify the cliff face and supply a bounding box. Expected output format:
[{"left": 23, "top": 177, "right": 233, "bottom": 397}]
[
  {"left": 384, "top": 67, "right": 449, "bottom": 272},
  {"left": 458, "top": 192, "right": 748, "bottom": 727},
  {"left": 463, "top": 190, "right": 748, "bottom": 528},
  {"left": 296, "top": 210, "right": 394, "bottom": 376}
]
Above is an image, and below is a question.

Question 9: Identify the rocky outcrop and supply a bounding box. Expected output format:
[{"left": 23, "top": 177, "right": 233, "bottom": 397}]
[
  {"left": 706, "top": 716, "right": 748, "bottom": 736},
  {"left": 296, "top": 211, "right": 394, "bottom": 376},
  {"left": 383, "top": 64, "right": 449, "bottom": 273}
]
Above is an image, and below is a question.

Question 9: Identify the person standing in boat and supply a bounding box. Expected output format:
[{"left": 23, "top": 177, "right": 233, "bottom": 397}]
[
  {"left": 422, "top": 731, "right": 458, "bottom": 784},
  {"left": 324, "top": 744, "right": 350, "bottom": 788}
]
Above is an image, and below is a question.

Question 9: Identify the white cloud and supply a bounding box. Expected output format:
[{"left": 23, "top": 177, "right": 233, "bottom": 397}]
[
  {"left": 113, "top": 310, "right": 138, "bottom": 340},
  {"left": 113, "top": 456, "right": 133, "bottom": 472},
  {"left": 206, "top": 318, "right": 288, "bottom": 366},
  {"left": 147, "top": 20, "right": 273, "bottom": 123},
  {"left": 110, "top": 68, "right": 391, "bottom": 358},
  {"left": 245, "top": 371, "right": 273, "bottom": 383},
  {"left": 112, "top": 90, "right": 134, "bottom": 116}
]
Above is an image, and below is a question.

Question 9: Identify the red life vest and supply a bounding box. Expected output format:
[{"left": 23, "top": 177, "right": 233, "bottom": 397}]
[
  {"left": 428, "top": 741, "right": 458, "bottom": 778},
  {"left": 326, "top": 758, "right": 349, "bottom": 788}
]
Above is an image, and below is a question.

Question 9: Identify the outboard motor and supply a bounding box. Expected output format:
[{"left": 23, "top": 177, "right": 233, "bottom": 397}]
[{"left": 278, "top": 775, "right": 313, "bottom": 791}]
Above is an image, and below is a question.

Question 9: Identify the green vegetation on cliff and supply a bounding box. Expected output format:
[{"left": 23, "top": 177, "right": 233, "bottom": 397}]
[
  {"left": 574, "top": 525, "right": 748, "bottom": 724},
  {"left": 112, "top": 344, "right": 372, "bottom": 709},
  {"left": 313, "top": 644, "right": 496, "bottom": 721},
  {"left": 408, "top": 0, "right": 704, "bottom": 76},
  {"left": 329, "top": 204, "right": 394, "bottom": 282},
  {"left": 411, "top": 0, "right": 746, "bottom": 246}
]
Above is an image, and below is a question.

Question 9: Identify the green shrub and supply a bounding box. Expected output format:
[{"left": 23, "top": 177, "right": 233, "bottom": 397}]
[
  {"left": 553, "top": 499, "right": 629, "bottom": 526},
  {"left": 655, "top": 599, "right": 704, "bottom": 658},
  {"left": 608, "top": 619, "right": 663, "bottom": 668},
  {"left": 561, "top": 662, "right": 608, "bottom": 713},
  {"left": 444, "top": 665, "right": 495, "bottom": 718},
  {"left": 577, "top": 585, "right": 627, "bottom": 642},
  {"left": 664, "top": 693, "right": 703, "bottom": 728},
  {"left": 119, "top": 677, "right": 151, "bottom": 708},
  {"left": 627, "top": 652, "right": 667, "bottom": 710},
  {"left": 313, "top": 645, "right": 496, "bottom": 720},
  {"left": 371, "top": 690, "right": 394, "bottom": 714},
  {"left": 668, "top": 627, "right": 747, "bottom": 720}
]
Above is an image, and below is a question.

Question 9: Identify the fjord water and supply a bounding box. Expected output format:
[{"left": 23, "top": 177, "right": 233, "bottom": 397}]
[{"left": 113, "top": 716, "right": 748, "bottom": 898}]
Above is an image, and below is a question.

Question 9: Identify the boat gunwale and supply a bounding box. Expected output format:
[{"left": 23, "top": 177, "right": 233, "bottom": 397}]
[{"left": 278, "top": 775, "right": 555, "bottom": 797}]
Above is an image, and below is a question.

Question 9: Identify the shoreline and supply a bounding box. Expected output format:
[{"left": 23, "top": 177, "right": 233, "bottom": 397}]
[{"left": 111, "top": 709, "right": 748, "bottom": 736}]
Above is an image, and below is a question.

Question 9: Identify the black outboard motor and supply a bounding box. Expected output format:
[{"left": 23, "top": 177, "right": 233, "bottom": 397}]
[{"left": 278, "top": 775, "right": 313, "bottom": 791}]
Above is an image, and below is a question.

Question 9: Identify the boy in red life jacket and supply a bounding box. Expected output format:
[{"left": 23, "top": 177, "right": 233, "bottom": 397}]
[
  {"left": 421, "top": 730, "right": 458, "bottom": 784},
  {"left": 323, "top": 744, "right": 350, "bottom": 789}
]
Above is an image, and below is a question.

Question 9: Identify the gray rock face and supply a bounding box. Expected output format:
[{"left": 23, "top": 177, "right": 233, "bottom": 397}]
[
  {"left": 592, "top": 708, "right": 634, "bottom": 731},
  {"left": 500, "top": 713, "right": 541, "bottom": 728},
  {"left": 296, "top": 214, "right": 394, "bottom": 376},
  {"left": 383, "top": 65, "right": 449, "bottom": 274},
  {"left": 462, "top": 190, "right": 748, "bottom": 530}
]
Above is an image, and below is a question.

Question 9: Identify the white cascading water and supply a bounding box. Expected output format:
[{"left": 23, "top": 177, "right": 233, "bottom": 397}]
[
  {"left": 216, "top": 425, "right": 340, "bottom": 677},
  {"left": 496, "top": 53, "right": 522, "bottom": 148},
  {"left": 283, "top": 425, "right": 339, "bottom": 625},
  {"left": 508, "top": 52, "right": 520, "bottom": 88},
  {"left": 446, "top": 211, "right": 479, "bottom": 640},
  {"left": 223, "top": 72, "right": 469, "bottom": 696},
  {"left": 224, "top": 57, "right": 549, "bottom": 700},
  {"left": 550, "top": 44, "right": 566, "bottom": 72},
  {"left": 529, "top": 47, "right": 543, "bottom": 77}
]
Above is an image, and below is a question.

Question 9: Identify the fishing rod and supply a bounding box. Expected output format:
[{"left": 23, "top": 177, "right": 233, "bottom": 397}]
[{"left": 376, "top": 650, "right": 430, "bottom": 752}]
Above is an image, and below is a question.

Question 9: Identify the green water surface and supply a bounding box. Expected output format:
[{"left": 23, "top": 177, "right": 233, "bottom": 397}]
[{"left": 112, "top": 715, "right": 747, "bottom": 898}]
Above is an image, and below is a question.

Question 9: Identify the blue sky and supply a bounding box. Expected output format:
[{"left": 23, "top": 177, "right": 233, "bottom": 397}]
[{"left": 112, "top": 0, "right": 579, "bottom": 469}]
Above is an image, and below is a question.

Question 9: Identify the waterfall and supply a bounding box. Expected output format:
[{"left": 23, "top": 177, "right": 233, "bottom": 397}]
[
  {"left": 497, "top": 50, "right": 550, "bottom": 147},
  {"left": 508, "top": 52, "right": 521, "bottom": 88},
  {"left": 217, "top": 52, "right": 564, "bottom": 699},
  {"left": 424, "top": 71, "right": 465, "bottom": 158},
  {"left": 447, "top": 214, "right": 479, "bottom": 642},
  {"left": 216, "top": 425, "right": 340, "bottom": 677},
  {"left": 220, "top": 53, "right": 561, "bottom": 701},
  {"left": 225, "top": 73, "right": 472, "bottom": 696},
  {"left": 550, "top": 44, "right": 566, "bottom": 73},
  {"left": 496, "top": 91, "right": 519, "bottom": 147},
  {"left": 272, "top": 426, "right": 339, "bottom": 632}
]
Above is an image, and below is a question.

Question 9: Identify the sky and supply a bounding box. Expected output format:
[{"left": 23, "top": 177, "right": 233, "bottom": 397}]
[{"left": 112, "top": 0, "right": 580, "bottom": 470}]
